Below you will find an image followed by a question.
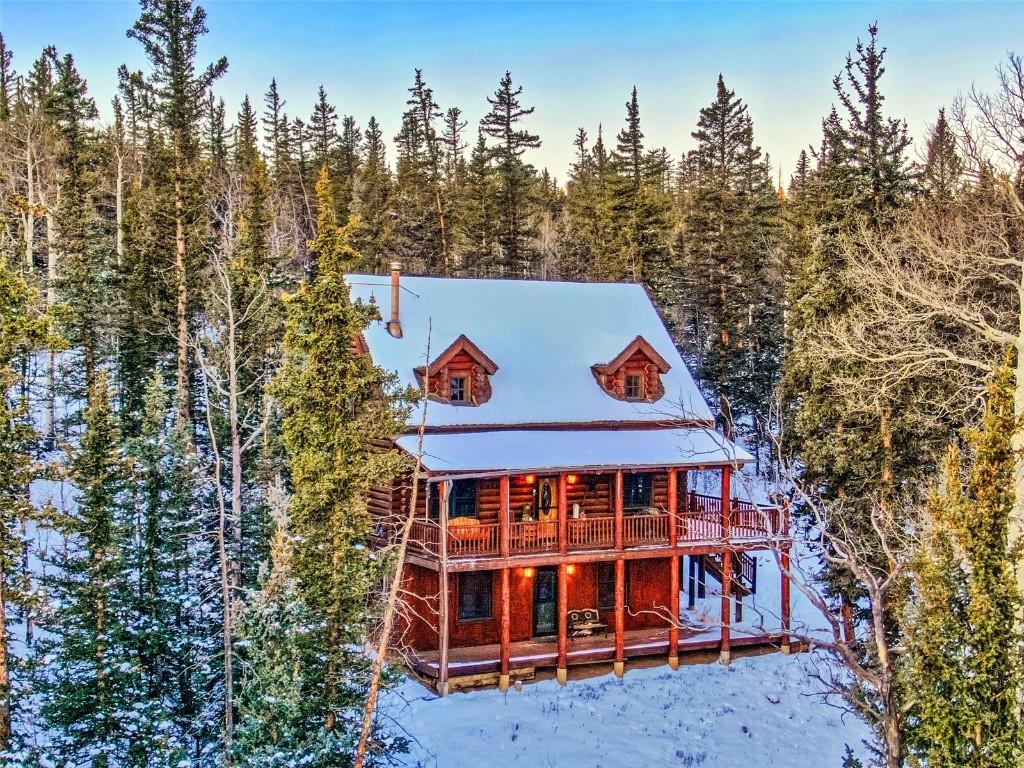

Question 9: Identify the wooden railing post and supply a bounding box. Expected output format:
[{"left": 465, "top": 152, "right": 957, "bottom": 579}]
[
  {"left": 614, "top": 557, "right": 626, "bottom": 678},
  {"left": 721, "top": 466, "right": 732, "bottom": 541},
  {"left": 781, "top": 545, "right": 792, "bottom": 655},
  {"left": 557, "top": 563, "right": 568, "bottom": 684},
  {"left": 614, "top": 471, "right": 624, "bottom": 552},
  {"left": 668, "top": 469, "right": 678, "bottom": 548},
  {"left": 499, "top": 476, "right": 510, "bottom": 560},
  {"left": 499, "top": 566, "right": 511, "bottom": 690},
  {"left": 558, "top": 474, "right": 568, "bottom": 556},
  {"left": 438, "top": 480, "right": 451, "bottom": 696},
  {"left": 669, "top": 554, "right": 680, "bottom": 670}
]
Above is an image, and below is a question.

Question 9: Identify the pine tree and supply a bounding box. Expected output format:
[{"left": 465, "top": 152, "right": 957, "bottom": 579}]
[
  {"left": 480, "top": 71, "right": 540, "bottom": 274},
  {"left": 351, "top": 116, "right": 393, "bottom": 273},
  {"left": 0, "top": 34, "right": 14, "bottom": 122},
  {"left": 0, "top": 257, "right": 47, "bottom": 753},
  {"left": 40, "top": 375, "right": 132, "bottom": 767},
  {"left": 682, "top": 75, "right": 780, "bottom": 436},
  {"left": 457, "top": 129, "right": 499, "bottom": 273},
  {"left": 903, "top": 363, "right": 1022, "bottom": 768},
  {"left": 128, "top": 0, "right": 228, "bottom": 426},
  {"left": 920, "top": 108, "right": 963, "bottom": 200},
  {"left": 269, "top": 165, "right": 411, "bottom": 761}
]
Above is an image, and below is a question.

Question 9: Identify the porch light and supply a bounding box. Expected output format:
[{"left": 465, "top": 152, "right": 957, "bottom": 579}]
[
  {"left": 525, "top": 474, "right": 536, "bottom": 484},
  {"left": 566, "top": 564, "right": 576, "bottom": 575},
  {"left": 566, "top": 474, "right": 579, "bottom": 485},
  {"left": 522, "top": 567, "right": 536, "bottom": 578}
]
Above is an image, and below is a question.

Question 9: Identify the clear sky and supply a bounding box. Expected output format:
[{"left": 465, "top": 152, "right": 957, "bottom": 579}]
[{"left": 3, "top": 1, "right": 1022, "bottom": 181}]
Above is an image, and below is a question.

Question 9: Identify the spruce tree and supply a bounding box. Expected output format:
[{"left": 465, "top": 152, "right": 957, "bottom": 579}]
[
  {"left": 269, "top": 166, "right": 411, "bottom": 760},
  {"left": 480, "top": 71, "right": 540, "bottom": 274},
  {"left": 40, "top": 375, "right": 132, "bottom": 767},
  {"left": 351, "top": 116, "right": 394, "bottom": 273},
  {"left": 903, "top": 364, "right": 1023, "bottom": 768},
  {"left": 920, "top": 108, "right": 963, "bottom": 200}
]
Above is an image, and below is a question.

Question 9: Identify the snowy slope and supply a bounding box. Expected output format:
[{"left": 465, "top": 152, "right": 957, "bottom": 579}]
[{"left": 384, "top": 653, "right": 869, "bottom": 768}]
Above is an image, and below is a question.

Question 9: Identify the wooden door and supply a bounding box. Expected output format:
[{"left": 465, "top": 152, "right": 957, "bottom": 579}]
[{"left": 533, "top": 567, "right": 558, "bottom": 637}]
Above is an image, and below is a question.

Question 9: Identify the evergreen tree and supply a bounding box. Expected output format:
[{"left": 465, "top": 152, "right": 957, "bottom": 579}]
[
  {"left": 351, "top": 116, "right": 393, "bottom": 273},
  {"left": 903, "top": 364, "right": 1023, "bottom": 768},
  {"left": 457, "top": 129, "right": 499, "bottom": 273},
  {"left": 128, "top": 0, "right": 228, "bottom": 426},
  {"left": 480, "top": 71, "right": 540, "bottom": 274},
  {"left": 269, "top": 165, "right": 411, "bottom": 762},
  {"left": 920, "top": 108, "right": 963, "bottom": 200},
  {"left": 0, "top": 257, "right": 47, "bottom": 753},
  {"left": 682, "top": 75, "right": 780, "bottom": 436},
  {"left": 40, "top": 376, "right": 132, "bottom": 767}
]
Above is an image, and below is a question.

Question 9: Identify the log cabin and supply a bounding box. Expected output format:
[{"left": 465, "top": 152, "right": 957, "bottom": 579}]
[{"left": 349, "top": 264, "right": 792, "bottom": 695}]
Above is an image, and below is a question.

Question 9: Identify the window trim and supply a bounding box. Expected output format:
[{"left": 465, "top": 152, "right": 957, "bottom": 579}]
[
  {"left": 449, "top": 479, "right": 478, "bottom": 519},
  {"left": 624, "top": 373, "right": 644, "bottom": 400},
  {"left": 623, "top": 472, "right": 653, "bottom": 509},
  {"left": 597, "top": 561, "right": 630, "bottom": 611},
  {"left": 458, "top": 571, "right": 494, "bottom": 622},
  {"left": 449, "top": 375, "right": 469, "bottom": 403}
]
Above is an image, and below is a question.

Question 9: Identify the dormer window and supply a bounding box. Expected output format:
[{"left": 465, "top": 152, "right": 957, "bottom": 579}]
[
  {"left": 415, "top": 334, "right": 499, "bottom": 406},
  {"left": 592, "top": 336, "right": 671, "bottom": 403},
  {"left": 450, "top": 376, "right": 468, "bottom": 402},
  {"left": 625, "top": 374, "right": 644, "bottom": 400}
]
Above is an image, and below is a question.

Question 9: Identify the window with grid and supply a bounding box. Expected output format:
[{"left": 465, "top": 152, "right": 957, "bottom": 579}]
[
  {"left": 450, "top": 376, "right": 468, "bottom": 402},
  {"left": 625, "top": 374, "right": 644, "bottom": 400},
  {"left": 597, "top": 562, "right": 630, "bottom": 611},
  {"left": 458, "top": 571, "right": 493, "bottom": 620},
  {"left": 450, "top": 479, "right": 477, "bottom": 519}
]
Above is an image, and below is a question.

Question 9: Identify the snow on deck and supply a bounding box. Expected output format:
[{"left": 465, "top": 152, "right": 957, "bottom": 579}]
[
  {"left": 395, "top": 427, "right": 753, "bottom": 475},
  {"left": 346, "top": 275, "right": 714, "bottom": 428}
]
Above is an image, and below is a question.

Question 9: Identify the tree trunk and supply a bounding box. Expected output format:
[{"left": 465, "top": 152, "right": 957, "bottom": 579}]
[
  {"left": 115, "top": 152, "right": 124, "bottom": 268},
  {"left": 0, "top": 558, "right": 11, "bottom": 750},
  {"left": 174, "top": 152, "right": 190, "bottom": 428},
  {"left": 24, "top": 144, "right": 34, "bottom": 271}
]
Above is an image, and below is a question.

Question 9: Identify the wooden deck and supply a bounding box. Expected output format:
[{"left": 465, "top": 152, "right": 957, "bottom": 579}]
[{"left": 409, "top": 626, "right": 788, "bottom": 680}]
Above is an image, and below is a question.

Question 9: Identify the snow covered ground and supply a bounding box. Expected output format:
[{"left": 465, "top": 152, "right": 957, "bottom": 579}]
[
  {"left": 384, "top": 652, "right": 869, "bottom": 768},
  {"left": 382, "top": 550, "right": 870, "bottom": 768}
]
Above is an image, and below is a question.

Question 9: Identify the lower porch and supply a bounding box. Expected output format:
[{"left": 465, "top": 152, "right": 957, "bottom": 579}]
[{"left": 408, "top": 626, "right": 793, "bottom": 690}]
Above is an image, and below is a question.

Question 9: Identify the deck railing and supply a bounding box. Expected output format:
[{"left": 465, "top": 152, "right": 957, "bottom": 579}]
[
  {"left": 510, "top": 520, "right": 558, "bottom": 553},
  {"left": 624, "top": 513, "right": 670, "bottom": 547},
  {"left": 567, "top": 516, "right": 615, "bottom": 550},
  {"left": 404, "top": 493, "right": 785, "bottom": 558}
]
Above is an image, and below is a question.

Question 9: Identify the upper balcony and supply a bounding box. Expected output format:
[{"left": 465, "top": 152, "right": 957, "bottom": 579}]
[{"left": 389, "top": 469, "right": 788, "bottom": 564}]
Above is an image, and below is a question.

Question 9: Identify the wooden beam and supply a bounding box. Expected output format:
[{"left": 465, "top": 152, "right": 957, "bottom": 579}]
[
  {"left": 499, "top": 567, "right": 511, "bottom": 690},
  {"left": 720, "top": 549, "right": 732, "bottom": 666},
  {"left": 557, "top": 563, "right": 568, "bottom": 684},
  {"left": 669, "top": 554, "right": 680, "bottom": 669},
  {"left": 614, "top": 557, "right": 625, "bottom": 677},
  {"left": 781, "top": 545, "right": 792, "bottom": 654},
  {"left": 438, "top": 480, "right": 451, "bottom": 696},
  {"left": 558, "top": 474, "right": 569, "bottom": 555},
  {"left": 614, "top": 470, "right": 624, "bottom": 551},
  {"left": 499, "top": 475, "right": 510, "bottom": 560}
]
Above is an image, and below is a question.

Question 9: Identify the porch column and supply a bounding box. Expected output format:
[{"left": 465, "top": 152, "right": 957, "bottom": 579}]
[
  {"left": 669, "top": 555, "right": 680, "bottom": 670},
  {"left": 720, "top": 549, "right": 732, "bottom": 666},
  {"left": 668, "top": 469, "right": 679, "bottom": 669},
  {"left": 720, "top": 465, "right": 732, "bottom": 539},
  {"left": 614, "top": 470, "right": 624, "bottom": 551},
  {"left": 781, "top": 545, "right": 792, "bottom": 655},
  {"left": 499, "top": 567, "right": 511, "bottom": 690},
  {"left": 499, "top": 476, "right": 510, "bottom": 560},
  {"left": 557, "top": 563, "right": 568, "bottom": 684},
  {"left": 614, "top": 557, "right": 625, "bottom": 678},
  {"left": 437, "top": 481, "right": 451, "bottom": 696},
  {"left": 558, "top": 474, "right": 568, "bottom": 555}
]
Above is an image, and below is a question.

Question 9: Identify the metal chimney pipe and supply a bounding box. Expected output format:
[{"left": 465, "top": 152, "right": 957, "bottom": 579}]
[{"left": 387, "top": 262, "right": 403, "bottom": 338}]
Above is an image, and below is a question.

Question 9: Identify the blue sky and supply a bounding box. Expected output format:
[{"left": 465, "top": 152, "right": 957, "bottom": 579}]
[{"left": 3, "top": 1, "right": 1021, "bottom": 180}]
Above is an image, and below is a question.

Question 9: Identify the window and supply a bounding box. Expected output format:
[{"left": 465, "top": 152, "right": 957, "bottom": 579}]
[
  {"left": 597, "top": 562, "right": 630, "bottom": 611},
  {"left": 450, "top": 479, "right": 477, "bottom": 519},
  {"left": 624, "top": 473, "right": 652, "bottom": 509},
  {"left": 450, "top": 375, "right": 468, "bottom": 402},
  {"left": 459, "top": 571, "right": 493, "bottom": 620},
  {"left": 625, "top": 374, "right": 644, "bottom": 400}
]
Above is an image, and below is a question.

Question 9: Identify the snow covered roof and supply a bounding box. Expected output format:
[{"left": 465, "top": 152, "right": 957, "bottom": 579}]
[
  {"left": 346, "top": 274, "right": 713, "bottom": 428},
  {"left": 394, "top": 428, "right": 752, "bottom": 477}
]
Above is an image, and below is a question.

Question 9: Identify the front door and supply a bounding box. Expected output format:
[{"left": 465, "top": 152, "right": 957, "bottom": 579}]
[{"left": 533, "top": 567, "right": 558, "bottom": 637}]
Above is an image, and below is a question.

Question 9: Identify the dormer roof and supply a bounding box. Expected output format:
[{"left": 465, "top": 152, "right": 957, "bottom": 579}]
[
  {"left": 592, "top": 335, "right": 671, "bottom": 376},
  {"left": 414, "top": 334, "right": 499, "bottom": 380}
]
